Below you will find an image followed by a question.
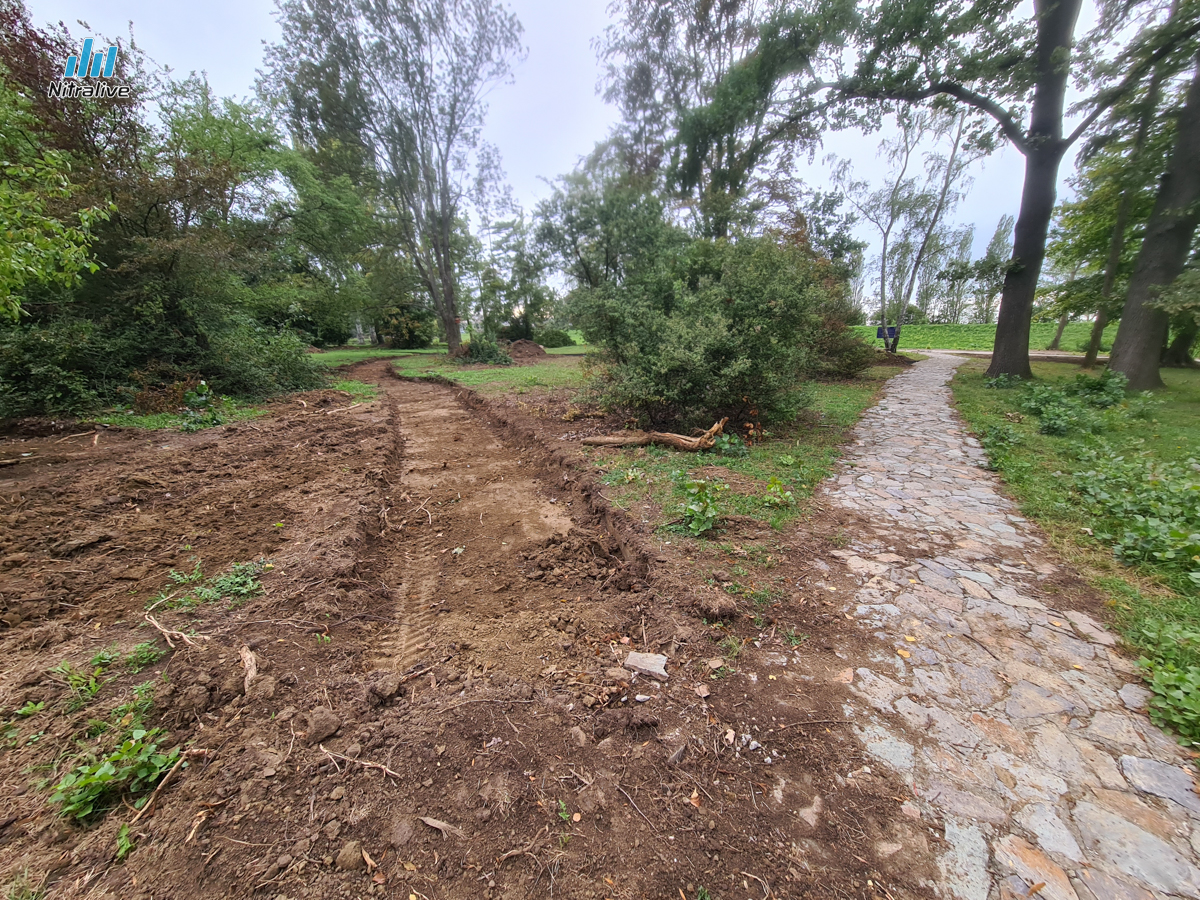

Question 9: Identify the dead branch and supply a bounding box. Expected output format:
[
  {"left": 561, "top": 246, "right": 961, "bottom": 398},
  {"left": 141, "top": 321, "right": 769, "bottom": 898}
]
[
  {"left": 130, "top": 749, "right": 211, "bottom": 823},
  {"left": 319, "top": 744, "right": 403, "bottom": 779},
  {"left": 581, "top": 418, "right": 728, "bottom": 452},
  {"left": 144, "top": 614, "right": 208, "bottom": 649},
  {"left": 239, "top": 646, "right": 258, "bottom": 694}
]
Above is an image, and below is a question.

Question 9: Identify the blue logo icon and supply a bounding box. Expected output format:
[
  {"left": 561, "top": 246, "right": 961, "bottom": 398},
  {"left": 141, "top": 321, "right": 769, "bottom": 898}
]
[{"left": 62, "top": 39, "right": 118, "bottom": 79}]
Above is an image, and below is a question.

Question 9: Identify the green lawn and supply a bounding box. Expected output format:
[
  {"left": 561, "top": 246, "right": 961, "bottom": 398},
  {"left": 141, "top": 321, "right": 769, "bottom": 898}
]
[
  {"left": 852, "top": 322, "right": 1119, "bottom": 352},
  {"left": 589, "top": 366, "right": 900, "bottom": 534},
  {"left": 309, "top": 346, "right": 446, "bottom": 366},
  {"left": 952, "top": 361, "right": 1200, "bottom": 746},
  {"left": 393, "top": 353, "right": 587, "bottom": 393}
]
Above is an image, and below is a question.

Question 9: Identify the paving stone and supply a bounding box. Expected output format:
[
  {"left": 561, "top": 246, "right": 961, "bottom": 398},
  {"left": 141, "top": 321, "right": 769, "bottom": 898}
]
[
  {"left": 1015, "top": 802, "right": 1083, "bottom": 862},
  {"left": 1073, "top": 869, "right": 1154, "bottom": 900},
  {"left": 927, "top": 779, "right": 1009, "bottom": 824},
  {"left": 1006, "top": 680, "right": 1076, "bottom": 719},
  {"left": 1089, "top": 787, "right": 1187, "bottom": 843},
  {"left": 856, "top": 724, "right": 914, "bottom": 774},
  {"left": 1119, "top": 756, "right": 1200, "bottom": 813},
  {"left": 914, "top": 667, "right": 954, "bottom": 698},
  {"left": 1065, "top": 610, "right": 1118, "bottom": 647},
  {"left": 992, "top": 834, "right": 1078, "bottom": 900},
  {"left": 988, "top": 751, "right": 1070, "bottom": 802},
  {"left": 970, "top": 713, "right": 1031, "bottom": 755},
  {"left": 940, "top": 819, "right": 991, "bottom": 900},
  {"left": 1085, "top": 712, "right": 1148, "bottom": 754},
  {"left": 850, "top": 668, "right": 907, "bottom": 714},
  {"left": 1068, "top": 737, "right": 1128, "bottom": 791},
  {"left": 624, "top": 652, "right": 668, "bottom": 680},
  {"left": 1032, "top": 726, "right": 1093, "bottom": 789},
  {"left": 1073, "top": 801, "right": 1200, "bottom": 895}
]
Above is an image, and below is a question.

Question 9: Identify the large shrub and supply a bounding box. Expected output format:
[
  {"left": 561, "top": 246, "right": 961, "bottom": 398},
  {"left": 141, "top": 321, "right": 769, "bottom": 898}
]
[{"left": 574, "top": 236, "right": 852, "bottom": 429}]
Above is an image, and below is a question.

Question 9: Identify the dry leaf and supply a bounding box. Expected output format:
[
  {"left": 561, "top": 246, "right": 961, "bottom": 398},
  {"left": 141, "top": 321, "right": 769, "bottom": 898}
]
[
  {"left": 695, "top": 684, "right": 711, "bottom": 698},
  {"left": 419, "top": 816, "right": 464, "bottom": 839},
  {"left": 689, "top": 789, "right": 701, "bottom": 808},
  {"left": 767, "top": 674, "right": 777, "bottom": 680},
  {"left": 897, "top": 649, "right": 911, "bottom": 658},
  {"left": 904, "top": 635, "right": 916, "bottom": 642},
  {"left": 403, "top": 862, "right": 418, "bottom": 872},
  {"left": 724, "top": 729, "right": 735, "bottom": 746},
  {"left": 362, "top": 847, "right": 378, "bottom": 871},
  {"left": 372, "top": 873, "right": 387, "bottom": 885}
]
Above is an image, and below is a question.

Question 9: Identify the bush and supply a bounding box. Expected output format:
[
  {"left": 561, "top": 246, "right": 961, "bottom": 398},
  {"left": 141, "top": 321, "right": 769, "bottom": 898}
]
[
  {"left": 575, "top": 236, "right": 838, "bottom": 430},
  {"left": 456, "top": 339, "right": 512, "bottom": 366},
  {"left": 809, "top": 317, "right": 876, "bottom": 379},
  {"left": 532, "top": 328, "right": 575, "bottom": 348}
]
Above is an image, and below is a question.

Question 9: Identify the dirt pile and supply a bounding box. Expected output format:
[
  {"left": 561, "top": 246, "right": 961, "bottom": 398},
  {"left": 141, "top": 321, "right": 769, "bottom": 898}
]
[{"left": 507, "top": 339, "right": 548, "bottom": 360}]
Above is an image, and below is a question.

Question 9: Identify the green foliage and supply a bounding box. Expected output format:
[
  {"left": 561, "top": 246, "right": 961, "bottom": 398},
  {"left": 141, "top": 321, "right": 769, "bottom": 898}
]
[
  {"left": 577, "top": 235, "right": 841, "bottom": 429},
  {"left": 115, "top": 823, "right": 135, "bottom": 861},
  {"left": 532, "top": 328, "right": 575, "bottom": 348},
  {"left": 16, "top": 701, "right": 43, "bottom": 717},
  {"left": 51, "top": 729, "right": 180, "bottom": 820},
  {"left": 458, "top": 340, "right": 513, "bottom": 366},
  {"left": 762, "top": 476, "right": 795, "bottom": 508},
  {"left": 2, "top": 871, "right": 44, "bottom": 900},
  {"left": 331, "top": 380, "right": 379, "bottom": 401},
  {"left": 680, "top": 477, "right": 727, "bottom": 536},
  {"left": 124, "top": 644, "right": 165, "bottom": 675},
  {"left": 711, "top": 433, "right": 749, "bottom": 458},
  {"left": 49, "top": 661, "right": 105, "bottom": 710},
  {"left": 151, "top": 560, "right": 268, "bottom": 610},
  {"left": 1136, "top": 622, "right": 1200, "bottom": 747}
]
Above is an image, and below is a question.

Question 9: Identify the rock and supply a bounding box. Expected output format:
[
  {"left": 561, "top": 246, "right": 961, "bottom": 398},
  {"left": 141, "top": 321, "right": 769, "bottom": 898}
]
[
  {"left": 569, "top": 726, "right": 589, "bottom": 747},
  {"left": 322, "top": 819, "right": 341, "bottom": 840},
  {"left": 1084, "top": 712, "right": 1147, "bottom": 753},
  {"left": 370, "top": 671, "right": 403, "bottom": 699},
  {"left": 247, "top": 675, "right": 276, "bottom": 700},
  {"left": 604, "top": 667, "right": 631, "bottom": 682},
  {"left": 335, "top": 840, "right": 365, "bottom": 871},
  {"left": 1116, "top": 684, "right": 1151, "bottom": 712},
  {"left": 275, "top": 705, "right": 298, "bottom": 724},
  {"left": 855, "top": 724, "right": 914, "bottom": 774},
  {"left": 991, "top": 834, "right": 1077, "bottom": 900},
  {"left": 939, "top": 820, "right": 990, "bottom": 900},
  {"left": 1065, "top": 610, "right": 1117, "bottom": 647},
  {"left": 1073, "top": 801, "right": 1200, "bottom": 895},
  {"left": 925, "top": 780, "right": 1008, "bottom": 824},
  {"left": 1014, "top": 802, "right": 1083, "bottom": 862},
  {"left": 304, "top": 707, "right": 341, "bottom": 745},
  {"left": 389, "top": 817, "right": 415, "bottom": 850},
  {"left": 1074, "top": 868, "right": 1154, "bottom": 900},
  {"left": 624, "top": 652, "right": 668, "bottom": 680},
  {"left": 1119, "top": 756, "right": 1200, "bottom": 813},
  {"left": 344, "top": 743, "right": 362, "bottom": 759},
  {"left": 330, "top": 786, "right": 346, "bottom": 801},
  {"left": 1005, "top": 681, "right": 1075, "bottom": 719}
]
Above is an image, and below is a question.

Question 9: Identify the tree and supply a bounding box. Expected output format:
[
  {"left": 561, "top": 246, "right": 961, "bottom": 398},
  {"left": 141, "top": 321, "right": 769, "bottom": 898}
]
[
  {"left": 268, "top": 0, "right": 525, "bottom": 351},
  {"left": 1110, "top": 55, "right": 1200, "bottom": 388},
  {"left": 677, "top": 0, "right": 1200, "bottom": 376}
]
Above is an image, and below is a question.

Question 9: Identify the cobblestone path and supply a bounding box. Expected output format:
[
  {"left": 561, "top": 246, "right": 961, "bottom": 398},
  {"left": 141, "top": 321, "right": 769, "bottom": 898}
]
[{"left": 825, "top": 353, "right": 1200, "bottom": 900}]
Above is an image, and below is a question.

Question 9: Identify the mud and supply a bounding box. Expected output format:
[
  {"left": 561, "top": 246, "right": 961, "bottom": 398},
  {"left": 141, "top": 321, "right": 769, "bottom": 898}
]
[{"left": 0, "top": 359, "right": 942, "bottom": 900}]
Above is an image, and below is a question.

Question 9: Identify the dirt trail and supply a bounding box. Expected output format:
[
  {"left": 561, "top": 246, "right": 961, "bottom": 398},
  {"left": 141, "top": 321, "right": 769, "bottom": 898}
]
[{"left": 0, "top": 359, "right": 946, "bottom": 900}]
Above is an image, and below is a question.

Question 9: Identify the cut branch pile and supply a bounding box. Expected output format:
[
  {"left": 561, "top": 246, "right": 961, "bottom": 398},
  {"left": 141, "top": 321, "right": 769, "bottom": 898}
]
[{"left": 581, "top": 418, "right": 728, "bottom": 452}]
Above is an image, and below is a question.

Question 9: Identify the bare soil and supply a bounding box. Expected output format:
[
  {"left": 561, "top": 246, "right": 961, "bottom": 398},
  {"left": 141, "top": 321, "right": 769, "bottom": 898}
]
[{"left": 0, "top": 359, "right": 943, "bottom": 900}]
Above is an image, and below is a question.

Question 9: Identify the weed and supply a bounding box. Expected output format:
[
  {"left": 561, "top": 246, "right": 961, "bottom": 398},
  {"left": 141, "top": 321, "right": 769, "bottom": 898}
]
[
  {"left": 51, "top": 728, "right": 180, "bottom": 820},
  {"left": 696, "top": 887, "right": 712, "bottom": 900},
  {"left": 680, "top": 478, "right": 727, "bottom": 536},
  {"left": 112, "top": 683, "right": 156, "bottom": 731},
  {"left": 17, "top": 701, "right": 44, "bottom": 717},
  {"left": 762, "top": 476, "right": 795, "bottom": 508},
  {"left": 115, "top": 823, "right": 135, "bottom": 861},
  {"left": 90, "top": 645, "right": 122, "bottom": 669},
  {"left": 3, "top": 871, "right": 44, "bottom": 900},
  {"left": 49, "top": 662, "right": 105, "bottom": 711},
  {"left": 124, "top": 643, "right": 165, "bottom": 675},
  {"left": 315, "top": 633, "right": 332, "bottom": 645},
  {"left": 986, "top": 373, "right": 1023, "bottom": 389},
  {"left": 719, "top": 635, "right": 743, "bottom": 660},
  {"left": 711, "top": 433, "right": 748, "bottom": 458},
  {"left": 150, "top": 559, "right": 268, "bottom": 610},
  {"left": 784, "top": 628, "right": 809, "bottom": 647},
  {"left": 331, "top": 379, "right": 379, "bottom": 401},
  {"left": 556, "top": 799, "right": 570, "bottom": 822}
]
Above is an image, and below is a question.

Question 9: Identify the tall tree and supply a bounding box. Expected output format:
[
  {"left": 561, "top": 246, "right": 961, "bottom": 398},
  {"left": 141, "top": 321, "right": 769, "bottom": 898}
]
[
  {"left": 1109, "top": 55, "right": 1200, "bottom": 388},
  {"left": 677, "top": 0, "right": 1200, "bottom": 376},
  {"left": 267, "top": 0, "right": 525, "bottom": 351}
]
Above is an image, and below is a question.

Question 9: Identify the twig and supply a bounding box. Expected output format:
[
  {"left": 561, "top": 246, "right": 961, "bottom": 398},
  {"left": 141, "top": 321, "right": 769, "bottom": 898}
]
[
  {"left": 740, "top": 871, "right": 771, "bottom": 899},
  {"left": 239, "top": 645, "right": 258, "bottom": 694},
  {"left": 130, "top": 749, "right": 209, "bottom": 823},
  {"left": 319, "top": 744, "right": 403, "bottom": 779},
  {"left": 961, "top": 632, "right": 1001, "bottom": 661},
  {"left": 54, "top": 431, "right": 94, "bottom": 443},
  {"left": 617, "top": 784, "right": 657, "bottom": 832},
  {"left": 144, "top": 614, "right": 207, "bottom": 649},
  {"left": 322, "top": 402, "right": 362, "bottom": 415},
  {"left": 775, "top": 719, "right": 847, "bottom": 731},
  {"left": 413, "top": 495, "right": 432, "bottom": 524}
]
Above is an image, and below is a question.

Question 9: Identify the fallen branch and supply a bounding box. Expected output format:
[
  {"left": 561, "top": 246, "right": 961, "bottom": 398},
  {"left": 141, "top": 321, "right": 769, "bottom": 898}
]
[
  {"left": 130, "top": 748, "right": 211, "bottom": 823},
  {"left": 319, "top": 744, "right": 403, "bottom": 779},
  {"left": 144, "top": 614, "right": 208, "bottom": 649},
  {"left": 581, "top": 418, "right": 728, "bottom": 452},
  {"left": 239, "top": 646, "right": 258, "bottom": 694}
]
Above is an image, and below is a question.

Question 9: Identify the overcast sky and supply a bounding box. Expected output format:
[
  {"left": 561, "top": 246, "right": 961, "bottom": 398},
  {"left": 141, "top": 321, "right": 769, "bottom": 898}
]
[{"left": 26, "top": 0, "right": 1045, "bottom": 261}]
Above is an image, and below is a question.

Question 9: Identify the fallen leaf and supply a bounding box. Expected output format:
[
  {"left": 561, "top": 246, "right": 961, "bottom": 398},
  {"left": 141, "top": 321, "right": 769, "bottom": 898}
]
[
  {"left": 372, "top": 873, "right": 386, "bottom": 885},
  {"left": 403, "top": 862, "right": 418, "bottom": 872},
  {"left": 695, "top": 684, "right": 710, "bottom": 698},
  {"left": 904, "top": 635, "right": 916, "bottom": 642},
  {"left": 689, "top": 789, "right": 701, "bottom": 808},
  {"left": 768, "top": 674, "right": 777, "bottom": 680},
  {"left": 897, "top": 649, "right": 911, "bottom": 658},
  {"left": 362, "top": 847, "right": 378, "bottom": 871},
  {"left": 1028, "top": 883, "right": 1047, "bottom": 896},
  {"left": 419, "top": 816, "right": 464, "bottom": 839}
]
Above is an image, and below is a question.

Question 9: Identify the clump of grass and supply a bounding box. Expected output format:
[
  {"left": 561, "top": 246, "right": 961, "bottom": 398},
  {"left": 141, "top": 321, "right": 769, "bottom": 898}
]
[{"left": 149, "top": 559, "right": 269, "bottom": 611}]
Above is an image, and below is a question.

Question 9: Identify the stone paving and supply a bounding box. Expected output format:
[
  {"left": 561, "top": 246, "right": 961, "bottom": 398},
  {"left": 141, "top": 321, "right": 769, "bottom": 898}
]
[{"left": 823, "top": 352, "right": 1200, "bottom": 900}]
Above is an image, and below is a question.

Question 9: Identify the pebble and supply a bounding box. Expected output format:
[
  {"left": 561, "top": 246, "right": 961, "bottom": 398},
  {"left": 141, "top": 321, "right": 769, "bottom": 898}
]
[
  {"left": 624, "top": 652, "right": 668, "bottom": 680},
  {"left": 335, "top": 841, "right": 365, "bottom": 871}
]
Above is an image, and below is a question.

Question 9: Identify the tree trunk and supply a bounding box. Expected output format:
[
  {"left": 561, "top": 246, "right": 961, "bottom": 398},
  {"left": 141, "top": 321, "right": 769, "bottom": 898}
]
[
  {"left": 1109, "top": 56, "right": 1200, "bottom": 390},
  {"left": 987, "top": 0, "right": 1082, "bottom": 379},
  {"left": 1047, "top": 312, "right": 1069, "bottom": 350},
  {"left": 1163, "top": 319, "right": 1199, "bottom": 367},
  {"left": 1083, "top": 310, "right": 1108, "bottom": 368}
]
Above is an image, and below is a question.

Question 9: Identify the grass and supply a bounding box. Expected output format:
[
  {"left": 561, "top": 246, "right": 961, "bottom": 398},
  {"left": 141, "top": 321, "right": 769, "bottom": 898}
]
[
  {"left": 330, "top": 379, "right": 379, "bottom": 401},
  {"left": 951, "top": 360, "right": 1200, "bottom": 744},
  {"left": 309, "top": 346, "right": 446, "bottom": 367},
  {"left": 852, "top": 322, "right": 1120, "bottom": 352},
  {"left": 394, "top": 354, "right": 587, "bottom": 393},
  {"left": 589, "top": 365, "right": 899, "bottom": 535},
  {"left": 92, "top": 402, "right": 262, "bottom": 431}
]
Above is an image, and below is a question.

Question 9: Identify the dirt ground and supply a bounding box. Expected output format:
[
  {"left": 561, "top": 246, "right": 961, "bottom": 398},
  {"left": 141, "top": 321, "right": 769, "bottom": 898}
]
[{"left": 0, "top": 359, "right": 949, "bottom": 900}]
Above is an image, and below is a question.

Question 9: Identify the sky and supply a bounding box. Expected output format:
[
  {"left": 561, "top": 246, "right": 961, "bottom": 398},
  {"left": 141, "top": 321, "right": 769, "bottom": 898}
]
[{"left": 25, "top": 0, "right": 1052, "bottom": 263}]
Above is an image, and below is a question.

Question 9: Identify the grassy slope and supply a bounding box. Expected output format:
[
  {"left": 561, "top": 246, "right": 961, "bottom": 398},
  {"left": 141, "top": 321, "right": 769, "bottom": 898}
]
[
  {"left": 951, "top": 361, "right": 1200, "bottom": 653},
  {"left": 852, "top": 322, "right": 1120, "bottom": 352}
]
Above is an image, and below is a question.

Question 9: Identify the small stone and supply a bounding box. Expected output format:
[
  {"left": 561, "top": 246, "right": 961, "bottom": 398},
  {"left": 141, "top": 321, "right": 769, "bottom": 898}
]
[
  {"left": 1119, "top": 756, "right": 1200, "bottom": 813},
  {"left": 344, "top": 743, "right": 362, "bottom": 759},
  {"left": 304, "top": 707, "right": 341, "bottom": 745},
  {"left": 1065, "top": 610, "right": 1117, "bottom": 647},
  {"left": 335, "top": 840, "right": 365, "bottom": 871},
  {"left": 624, "top": 652, "right": 668, "bottom": 680},
  {"left": 370, "top": 671, "right": 403, "bottom": 699},
  {"left": 1006, "top": 681, "right": 1075, "bottom": 719},
  {"left": 330, "top": 786, "right": 346, "bottom": 801},
  {"left": 991, "top": 834, "right": 1077, "bottom": 900},
  {"left": 277, "top": 854, "right": 293, "bottom": 869},
  {"left": 634, "top": 694, "right": 651, "bottom": 702},
  {"left": 707, "top": 658, "right": 724, "bottom": 670},
  {"left": 322, "top": 819, "right": 341, "bottom": 840},
  {"left": 569, "top": 726, "right": 589, "bottom": 747}
]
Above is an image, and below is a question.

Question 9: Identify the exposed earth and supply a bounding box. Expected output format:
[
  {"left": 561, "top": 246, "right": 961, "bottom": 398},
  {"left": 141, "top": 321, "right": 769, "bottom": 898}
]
[{"left": 0, "top": 355, "right": 1195, "bottom": 900}]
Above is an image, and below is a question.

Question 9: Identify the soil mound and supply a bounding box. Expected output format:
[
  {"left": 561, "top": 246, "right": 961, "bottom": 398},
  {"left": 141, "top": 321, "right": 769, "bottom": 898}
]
[{"left": 507, "top": 338, "right": 548, "bottom": 360}]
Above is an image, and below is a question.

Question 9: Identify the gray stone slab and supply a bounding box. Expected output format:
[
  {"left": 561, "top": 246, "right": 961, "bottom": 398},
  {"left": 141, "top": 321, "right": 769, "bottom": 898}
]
[
  {"left": 1119, "top": 756, "right": 1200, "bottom": 813},
  {"left": 1006, "top": 680, "right": 1076, "bottom": 719},
  {"left": 1073, "top": 801, "right": 1200, "bottom": 895},
  {"left": 623, "top": 652, "right": 668, "bottom": 680},
  {"left": 940, "top": 819, "right": 991, "bottom": 900}
]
